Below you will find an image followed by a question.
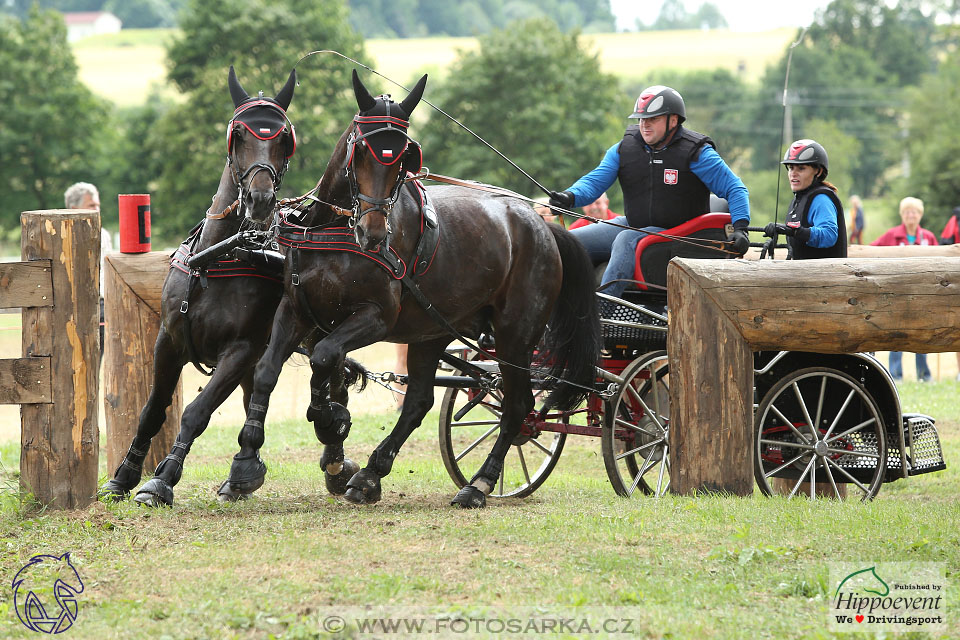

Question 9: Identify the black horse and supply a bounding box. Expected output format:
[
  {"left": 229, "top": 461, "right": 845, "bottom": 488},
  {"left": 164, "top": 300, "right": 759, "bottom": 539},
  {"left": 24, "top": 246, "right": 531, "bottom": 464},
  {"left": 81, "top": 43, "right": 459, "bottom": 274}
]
[
  {"left": 99, "top": 67, "right": 363, "bottom": 507},
  {"left": 225, "top": 70, "right": 601, "bottom": 508}
]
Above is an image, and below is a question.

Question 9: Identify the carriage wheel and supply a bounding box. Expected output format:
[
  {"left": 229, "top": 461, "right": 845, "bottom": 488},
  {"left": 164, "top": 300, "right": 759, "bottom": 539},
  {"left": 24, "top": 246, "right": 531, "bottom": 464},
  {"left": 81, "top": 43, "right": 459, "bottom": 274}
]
[
  {"left": 754, "top": 367, "right": 886, "bottom": 501},
  {"left": 438, "top": 372, "right": 566, "bottom": 499},
  {"left": 601, "top": 351, "right": 671, "bottom": 497}
]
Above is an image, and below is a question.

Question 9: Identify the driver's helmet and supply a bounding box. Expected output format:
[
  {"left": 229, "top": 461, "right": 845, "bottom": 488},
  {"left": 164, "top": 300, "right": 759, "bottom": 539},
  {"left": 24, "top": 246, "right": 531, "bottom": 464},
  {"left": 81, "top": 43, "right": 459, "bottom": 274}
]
[
  {"left": 782, "top": 139, "right": 829, "bottom": 178},
  {"left": 629, "top": 86, "right": 686, "bottom": 123}
]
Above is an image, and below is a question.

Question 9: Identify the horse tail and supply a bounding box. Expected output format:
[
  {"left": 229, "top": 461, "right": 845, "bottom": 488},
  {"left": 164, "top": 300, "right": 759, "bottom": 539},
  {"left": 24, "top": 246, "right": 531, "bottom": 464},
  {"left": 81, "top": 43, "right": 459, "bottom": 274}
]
[
  {"left": 539, "top": 224, "right": 601, "bottom": 413},
  {"left": 342, "top": 356, "right": 369, "bottom": 391}
]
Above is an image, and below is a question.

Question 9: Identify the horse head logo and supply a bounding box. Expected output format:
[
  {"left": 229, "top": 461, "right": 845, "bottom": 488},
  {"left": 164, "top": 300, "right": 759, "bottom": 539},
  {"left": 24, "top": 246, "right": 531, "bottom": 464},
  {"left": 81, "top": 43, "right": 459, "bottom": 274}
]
[
  {"left": 835, "top": 566, "right": 890, "bottom": 598},
  {"left": 12, "top": 553, "right": 84, "bottom": 634}
]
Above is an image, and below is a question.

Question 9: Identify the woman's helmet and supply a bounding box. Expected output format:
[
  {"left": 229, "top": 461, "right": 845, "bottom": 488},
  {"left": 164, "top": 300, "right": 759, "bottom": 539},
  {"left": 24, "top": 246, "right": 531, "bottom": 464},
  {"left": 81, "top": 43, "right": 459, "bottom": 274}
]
[
  {"left": 782, "top": 139, "right": 829, "bottom": 178},
  {"left": 629, "top": 85, "right": 686, "bottom": 123}
]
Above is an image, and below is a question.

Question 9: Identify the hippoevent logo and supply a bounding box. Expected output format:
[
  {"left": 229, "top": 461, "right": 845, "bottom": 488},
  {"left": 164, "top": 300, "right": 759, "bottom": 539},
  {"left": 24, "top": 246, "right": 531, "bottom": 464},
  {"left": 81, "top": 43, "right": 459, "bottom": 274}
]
[
  {"left": 830, "top": 562, "right": 945, "bottom": 632},
  {"left": 12, "top": 553, "right": 84, "bottom": 634}
]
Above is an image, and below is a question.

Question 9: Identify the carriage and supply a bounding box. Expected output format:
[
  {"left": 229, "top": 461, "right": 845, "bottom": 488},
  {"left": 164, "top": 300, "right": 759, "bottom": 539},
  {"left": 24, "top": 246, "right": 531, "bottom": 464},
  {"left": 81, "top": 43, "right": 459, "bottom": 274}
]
[{"left": 429, "top": 212, "right": 947, "bottom": 501}]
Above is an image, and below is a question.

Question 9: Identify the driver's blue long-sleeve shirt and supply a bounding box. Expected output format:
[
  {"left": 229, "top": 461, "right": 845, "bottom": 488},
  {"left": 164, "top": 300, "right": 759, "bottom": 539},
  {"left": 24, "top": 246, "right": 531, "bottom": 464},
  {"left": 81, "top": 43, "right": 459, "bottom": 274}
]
[{"left": 565, "top": 142, "right": 751, "bottom": 226}]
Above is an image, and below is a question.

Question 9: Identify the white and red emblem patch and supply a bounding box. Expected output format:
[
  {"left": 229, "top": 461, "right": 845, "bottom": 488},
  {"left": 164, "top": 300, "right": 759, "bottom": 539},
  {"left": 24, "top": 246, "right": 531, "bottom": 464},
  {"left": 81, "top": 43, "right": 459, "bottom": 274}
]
[{"left": 663, "top": 169, "right": 678, "bottom": 185}]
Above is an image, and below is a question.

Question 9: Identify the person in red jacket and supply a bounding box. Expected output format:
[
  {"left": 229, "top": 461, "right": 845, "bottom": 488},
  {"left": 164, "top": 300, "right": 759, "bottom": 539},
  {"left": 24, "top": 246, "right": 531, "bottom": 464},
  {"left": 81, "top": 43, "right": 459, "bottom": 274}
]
[
  {"left": 569, "top": 192, "right": 617, "bottom": 230},
  {"left": 871, "top": 196, "right": 937, "bottom": 381},
  {"left": 940, "top": 206, "right": 960, "bottom": 245},
  {"left": 939, "top": 207, "right": 960, "bottom": 380}
]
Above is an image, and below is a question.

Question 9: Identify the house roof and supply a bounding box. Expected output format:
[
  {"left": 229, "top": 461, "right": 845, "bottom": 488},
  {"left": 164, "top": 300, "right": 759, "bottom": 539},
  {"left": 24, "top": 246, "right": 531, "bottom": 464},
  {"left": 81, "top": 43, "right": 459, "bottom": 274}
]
[{"left": 63, "top": 12, "right": 115, "bottom": 25}]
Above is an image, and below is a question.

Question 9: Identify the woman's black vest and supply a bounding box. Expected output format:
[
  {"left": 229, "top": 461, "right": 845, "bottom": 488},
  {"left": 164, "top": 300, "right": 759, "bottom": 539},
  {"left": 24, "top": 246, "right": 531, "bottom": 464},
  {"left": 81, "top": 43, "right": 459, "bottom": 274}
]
[
  {"left": 785, "top": 184, "right": 847, "bottom": 260},
  {"left": 617, "top": 125, "right": 713, "bottom": 229}
]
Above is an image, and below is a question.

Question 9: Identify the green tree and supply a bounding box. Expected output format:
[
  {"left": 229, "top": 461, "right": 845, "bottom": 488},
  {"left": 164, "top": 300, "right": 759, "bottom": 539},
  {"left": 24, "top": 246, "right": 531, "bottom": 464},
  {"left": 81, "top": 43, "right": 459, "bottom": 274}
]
[
  {"left": 904, "top": 49, "right": 960, "bottom": 233},
  {"left": 149, "top": 0, "right": 367, "bottom": 241},
  {"left": 417, "top": 18, "right": 624, "bottom": 201},
  {"left": 0, "top": 8, "right": 109, "bottom": 229}
]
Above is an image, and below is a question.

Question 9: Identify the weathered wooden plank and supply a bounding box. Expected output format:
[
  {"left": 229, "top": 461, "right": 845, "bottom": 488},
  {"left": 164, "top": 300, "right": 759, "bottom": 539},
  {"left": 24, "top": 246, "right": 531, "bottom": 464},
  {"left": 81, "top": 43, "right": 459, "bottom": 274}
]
[
  {"left": 103, "top": 252, "right": 180, "bottom": 475},
  {"left": 0, "top": 261, "right": 53, "bottom": 308},
  {"left": 0, "top": 356, "right": 51, "bottom": 404},
  {"left": 675, "top": 257, "right": 960, "bottom": 353},
  {"left": 20, "top": 210, "right": 100, "bottom": 510},
  {"left": 104, "top": 252, "right": 171, "bottom": 315},
  {"left": 667, "top": 260, "right": 753, "bottom": 496}
]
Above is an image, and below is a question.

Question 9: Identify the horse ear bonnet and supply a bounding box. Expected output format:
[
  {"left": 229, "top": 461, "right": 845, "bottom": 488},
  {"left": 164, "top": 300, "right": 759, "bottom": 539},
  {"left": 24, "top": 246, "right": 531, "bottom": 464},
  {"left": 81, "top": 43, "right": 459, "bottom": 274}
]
[
  {"left": 226, "top": 67, "right": 297, "bottom": 158},
  {"left": 351, "top": 71, "right": 427, "bottom": 172}
]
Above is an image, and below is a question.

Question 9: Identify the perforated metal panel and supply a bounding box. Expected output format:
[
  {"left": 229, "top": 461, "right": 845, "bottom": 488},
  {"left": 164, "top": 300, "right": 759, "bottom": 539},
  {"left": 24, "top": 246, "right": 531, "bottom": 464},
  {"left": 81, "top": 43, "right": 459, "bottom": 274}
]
[{"left": 904, "top": 414, "right": 946, "bottom": 475}]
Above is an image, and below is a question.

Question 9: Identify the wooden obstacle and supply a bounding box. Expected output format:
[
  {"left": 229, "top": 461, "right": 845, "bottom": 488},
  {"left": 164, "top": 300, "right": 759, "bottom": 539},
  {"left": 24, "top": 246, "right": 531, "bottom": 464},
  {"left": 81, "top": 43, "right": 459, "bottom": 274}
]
[
  {"left": 15, "top": 211, "right": 100, "bottom": 509},
  {"left": 667, "top": 256, "right": 960, "bottom": 496},
  {"left": 103, "top": 251, "right": 180, "bottom": 478}
]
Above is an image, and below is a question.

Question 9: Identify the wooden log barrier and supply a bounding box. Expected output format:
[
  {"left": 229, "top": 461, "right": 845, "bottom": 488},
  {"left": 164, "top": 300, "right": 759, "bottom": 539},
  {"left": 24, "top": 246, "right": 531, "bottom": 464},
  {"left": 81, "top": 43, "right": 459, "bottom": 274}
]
[
  {"left": 20, "top": 210, "right": 100, "bottom": 509},
  {"left": 667, "top": 256, "right": 960, "bottom": 496},
  {"left": 103, "top": 252, "right": 180, "bottom": 476}
]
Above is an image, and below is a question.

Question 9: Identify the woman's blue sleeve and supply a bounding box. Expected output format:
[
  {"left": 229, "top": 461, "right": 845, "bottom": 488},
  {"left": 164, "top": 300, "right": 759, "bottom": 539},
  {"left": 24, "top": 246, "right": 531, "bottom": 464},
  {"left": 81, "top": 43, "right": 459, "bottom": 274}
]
[{"left": 805, "top": 194, "right": 839, "bottom": 248}]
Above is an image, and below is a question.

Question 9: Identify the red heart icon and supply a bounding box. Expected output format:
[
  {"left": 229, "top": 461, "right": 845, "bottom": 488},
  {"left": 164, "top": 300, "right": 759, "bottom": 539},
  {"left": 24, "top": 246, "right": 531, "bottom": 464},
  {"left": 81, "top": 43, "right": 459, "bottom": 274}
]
[{"left": 856, "top": 615, "right": 864, "bottom": 623}]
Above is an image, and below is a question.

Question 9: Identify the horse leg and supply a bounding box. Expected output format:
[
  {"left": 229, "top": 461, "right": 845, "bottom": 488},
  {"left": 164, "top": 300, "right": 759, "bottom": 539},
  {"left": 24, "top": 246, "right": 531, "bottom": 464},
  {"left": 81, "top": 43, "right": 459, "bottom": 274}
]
[
  {"left": 226, "top": 298, "right": 312, "bottom": 499},
  {"left": 99, "top": 326, "right": 184, "bottom": 501},
  {"left": 309, "top": 357, "right": 360, "bottom": 495},
  {"left": 345, "top": 338, "right": 448, "bottom": 504},
  {"left": 134, "top": 342, "right": 261, "bottom": 507},
  {"left": 451, "top": 341, "right": 537, "bottom": 509}
]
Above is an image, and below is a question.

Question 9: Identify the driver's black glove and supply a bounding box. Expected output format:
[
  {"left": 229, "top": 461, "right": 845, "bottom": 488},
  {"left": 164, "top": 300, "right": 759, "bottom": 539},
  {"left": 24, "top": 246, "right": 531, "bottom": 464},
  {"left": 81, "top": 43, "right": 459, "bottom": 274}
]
[
  {"left": 727, "top": 219, "right": 750, "bottom": 255},
  {"left": 548, "top": 190, "right": 575, "bottom": 210}
]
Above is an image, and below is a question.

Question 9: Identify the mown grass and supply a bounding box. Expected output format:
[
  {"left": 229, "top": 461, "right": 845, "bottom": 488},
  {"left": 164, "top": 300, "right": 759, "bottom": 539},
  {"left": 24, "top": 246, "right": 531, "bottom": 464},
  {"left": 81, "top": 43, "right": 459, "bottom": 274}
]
[{"left": 0, "top": 380, "right": 957, "bottom": 639}]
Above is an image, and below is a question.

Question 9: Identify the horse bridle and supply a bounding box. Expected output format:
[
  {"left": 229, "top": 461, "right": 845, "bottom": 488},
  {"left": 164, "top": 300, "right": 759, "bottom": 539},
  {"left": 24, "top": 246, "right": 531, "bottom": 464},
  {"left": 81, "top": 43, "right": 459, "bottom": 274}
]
[
  {"left": 226, "top": 100, "right": 296, "bottom": 215},
  {"left": 342, "top": 105, "right": 419, "bottom": 236}
]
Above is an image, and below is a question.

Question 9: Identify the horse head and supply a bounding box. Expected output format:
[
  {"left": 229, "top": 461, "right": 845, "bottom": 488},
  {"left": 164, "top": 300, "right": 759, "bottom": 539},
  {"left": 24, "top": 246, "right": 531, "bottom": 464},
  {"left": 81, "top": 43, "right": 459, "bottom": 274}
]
[
  {"left": 226, "top": 66, "right": 297, "bottom": 225},
  {"left": 346, "top": 69, "right": 427, "bottom": 251}
]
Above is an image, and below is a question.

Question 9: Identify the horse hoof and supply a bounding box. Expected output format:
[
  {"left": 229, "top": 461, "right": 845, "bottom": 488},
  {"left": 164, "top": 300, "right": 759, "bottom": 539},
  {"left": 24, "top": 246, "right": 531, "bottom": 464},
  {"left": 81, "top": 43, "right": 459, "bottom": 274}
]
[
  {"left": 216, "top": 480, "right": 251, "bottom": 503},
  {"left": 451, "top": 485, "right": 487, "bottom": 509},
  {"left": 133, "top": 479, "right": 174, "bottom": 508},
  {"left": 224, "top": 455, "right": 267, "bottom": 496},
  {"left": 343, "top": 469, "right": 382, "bottom": 504},
  {"left": 98, "top": 479, "right": 131, "bottom": 502},
  {"left": 325, "top": 458, "right": 360, "bottom": 496}
]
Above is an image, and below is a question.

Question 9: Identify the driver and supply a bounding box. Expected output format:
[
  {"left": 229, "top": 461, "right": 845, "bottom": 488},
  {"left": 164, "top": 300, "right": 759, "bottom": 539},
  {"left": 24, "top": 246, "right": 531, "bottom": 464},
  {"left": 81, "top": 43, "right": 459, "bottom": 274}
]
[{"left": 549, "top": 85, "right": 751, "bottom": 299}]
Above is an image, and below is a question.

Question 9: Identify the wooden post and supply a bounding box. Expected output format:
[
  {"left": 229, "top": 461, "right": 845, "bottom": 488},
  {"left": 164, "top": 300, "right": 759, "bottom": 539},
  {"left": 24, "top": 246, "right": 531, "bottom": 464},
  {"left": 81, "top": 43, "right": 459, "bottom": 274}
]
[
  {"left": 667, "top": 257, "right": 960, "bottom": 497},
  {"left": 20, "top": 210, "right": 100, "bottom": 509},
  {"left": 668, "top": 261, "right": 753, "bottom": 495},
  {"left": 103, "top": 252, "right": 180, "bottom": 476}
]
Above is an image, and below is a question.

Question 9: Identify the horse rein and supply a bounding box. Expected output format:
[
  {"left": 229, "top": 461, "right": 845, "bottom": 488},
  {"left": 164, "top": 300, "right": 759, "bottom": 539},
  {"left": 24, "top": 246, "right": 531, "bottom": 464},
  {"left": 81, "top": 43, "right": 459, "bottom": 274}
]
[{"left": 405, "top": 169, "right": 740, "bottom": 257}]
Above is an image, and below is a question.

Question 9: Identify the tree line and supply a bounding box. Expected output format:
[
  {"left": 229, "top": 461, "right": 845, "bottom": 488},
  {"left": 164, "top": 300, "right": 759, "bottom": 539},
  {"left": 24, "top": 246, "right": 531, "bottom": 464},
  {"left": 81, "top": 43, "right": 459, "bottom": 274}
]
[{"left": 3, "top": 0, "right": 960, "bottom": 246}]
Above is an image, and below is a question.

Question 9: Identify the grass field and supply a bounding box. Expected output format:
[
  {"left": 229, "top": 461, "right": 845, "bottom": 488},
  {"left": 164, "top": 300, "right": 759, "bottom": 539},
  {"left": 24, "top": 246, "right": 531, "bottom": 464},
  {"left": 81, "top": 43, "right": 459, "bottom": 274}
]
[
  {"left": 71, "top": 27, "right": 799, "bottom": 106},
  {"left": 0, "top": 380, "right": 957, "bottom": 638}
]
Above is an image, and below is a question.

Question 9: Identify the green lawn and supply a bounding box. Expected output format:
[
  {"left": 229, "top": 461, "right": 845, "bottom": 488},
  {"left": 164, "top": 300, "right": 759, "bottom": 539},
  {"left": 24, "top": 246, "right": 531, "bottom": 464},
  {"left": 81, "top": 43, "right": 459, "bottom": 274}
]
[{"left": 1, "top": 379, "right": 956, "bottom": 638}]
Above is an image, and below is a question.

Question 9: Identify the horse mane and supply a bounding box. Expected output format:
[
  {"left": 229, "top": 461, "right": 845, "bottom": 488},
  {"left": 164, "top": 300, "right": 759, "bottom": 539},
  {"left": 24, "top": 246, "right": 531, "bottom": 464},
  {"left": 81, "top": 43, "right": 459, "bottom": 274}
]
[{"left": 300, "top": 125, "right": 354, "bottom": 226}]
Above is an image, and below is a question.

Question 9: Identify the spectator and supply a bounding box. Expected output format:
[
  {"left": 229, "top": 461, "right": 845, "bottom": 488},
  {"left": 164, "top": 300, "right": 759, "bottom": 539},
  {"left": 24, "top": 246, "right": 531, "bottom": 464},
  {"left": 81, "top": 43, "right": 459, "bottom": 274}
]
[
  {"left": 549, "top": 85, "right": 750, "bottom": 300},
  {"left": 568, "top": 192, "right": 617, "bottom": 230},
  {"left": 939, "top": 207, "right": 960, "bottom": 381},
  {"left": 532, "top": 197, "right": 561, "bottom": 225},
  {"left": 64, "top": 182, "right": 112, "bottom": 358},
  {"left": 764, "top": 139, "right": 846, "bottom": 259},
  {"left": 871, "top": 196, "right": 937, "bottom": 382},
  {"left": 848, "top": 194, "right": 865, "bottom": 244},
  {"left": 939, "top": 206, "right": 960, "bottom": 246}
]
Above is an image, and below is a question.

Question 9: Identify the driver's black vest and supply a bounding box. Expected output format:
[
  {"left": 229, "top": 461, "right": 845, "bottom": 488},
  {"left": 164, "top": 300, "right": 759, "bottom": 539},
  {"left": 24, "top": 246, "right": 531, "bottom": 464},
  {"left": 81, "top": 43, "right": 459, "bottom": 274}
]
[
  {"left": 618, "top": 125, "right": 713, "bottom": 229},
  {"left": 785, "top": 184, "right": 847, "bottom": 260}
]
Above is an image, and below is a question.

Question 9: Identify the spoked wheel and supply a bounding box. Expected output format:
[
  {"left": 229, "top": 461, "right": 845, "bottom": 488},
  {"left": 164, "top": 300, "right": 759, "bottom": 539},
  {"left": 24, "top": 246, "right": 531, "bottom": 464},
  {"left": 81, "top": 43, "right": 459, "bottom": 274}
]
[
  {"left": 755, "top": 367, "right": 886, "bottom": 501},
  {"left": 438, "top": 367, "right": 566, "bottom": 499},
  {"left": 602, "top": 350, "right": 670, "bottom": 497}
]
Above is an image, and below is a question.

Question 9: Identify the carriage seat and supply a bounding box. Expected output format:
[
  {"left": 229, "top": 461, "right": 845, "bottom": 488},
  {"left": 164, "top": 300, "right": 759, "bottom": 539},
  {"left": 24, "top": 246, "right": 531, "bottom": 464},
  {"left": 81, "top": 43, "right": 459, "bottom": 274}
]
[{"left": 632, "top": 212, "right": 733, "bottom": 291}]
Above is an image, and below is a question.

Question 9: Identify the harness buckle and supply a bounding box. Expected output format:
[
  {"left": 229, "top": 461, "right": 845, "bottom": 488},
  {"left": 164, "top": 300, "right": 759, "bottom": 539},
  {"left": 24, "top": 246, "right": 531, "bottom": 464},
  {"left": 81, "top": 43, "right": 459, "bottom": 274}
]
[
  {"left": 292, "top": 273, "right": 300, "bottom": 286},
  {"left": 180, "top": 301, "right": 189, "bottom": 314}
]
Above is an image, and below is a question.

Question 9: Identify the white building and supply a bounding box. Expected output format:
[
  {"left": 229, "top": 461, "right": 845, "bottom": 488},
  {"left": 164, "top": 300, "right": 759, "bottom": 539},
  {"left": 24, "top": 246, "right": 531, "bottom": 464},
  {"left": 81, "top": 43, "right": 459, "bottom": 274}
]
[{"left": 63, "top": 11, "right": 122, "bottom": 42}]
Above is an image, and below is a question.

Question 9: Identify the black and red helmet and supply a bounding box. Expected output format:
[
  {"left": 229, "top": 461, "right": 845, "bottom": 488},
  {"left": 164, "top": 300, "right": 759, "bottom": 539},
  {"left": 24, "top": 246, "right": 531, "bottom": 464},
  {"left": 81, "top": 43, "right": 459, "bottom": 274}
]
[
  {"left": 629, "top": 85, "right": 686, "bottom": 123},
  {"left": 782, "top": 139, "right": 829, "bottom": 178}
]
